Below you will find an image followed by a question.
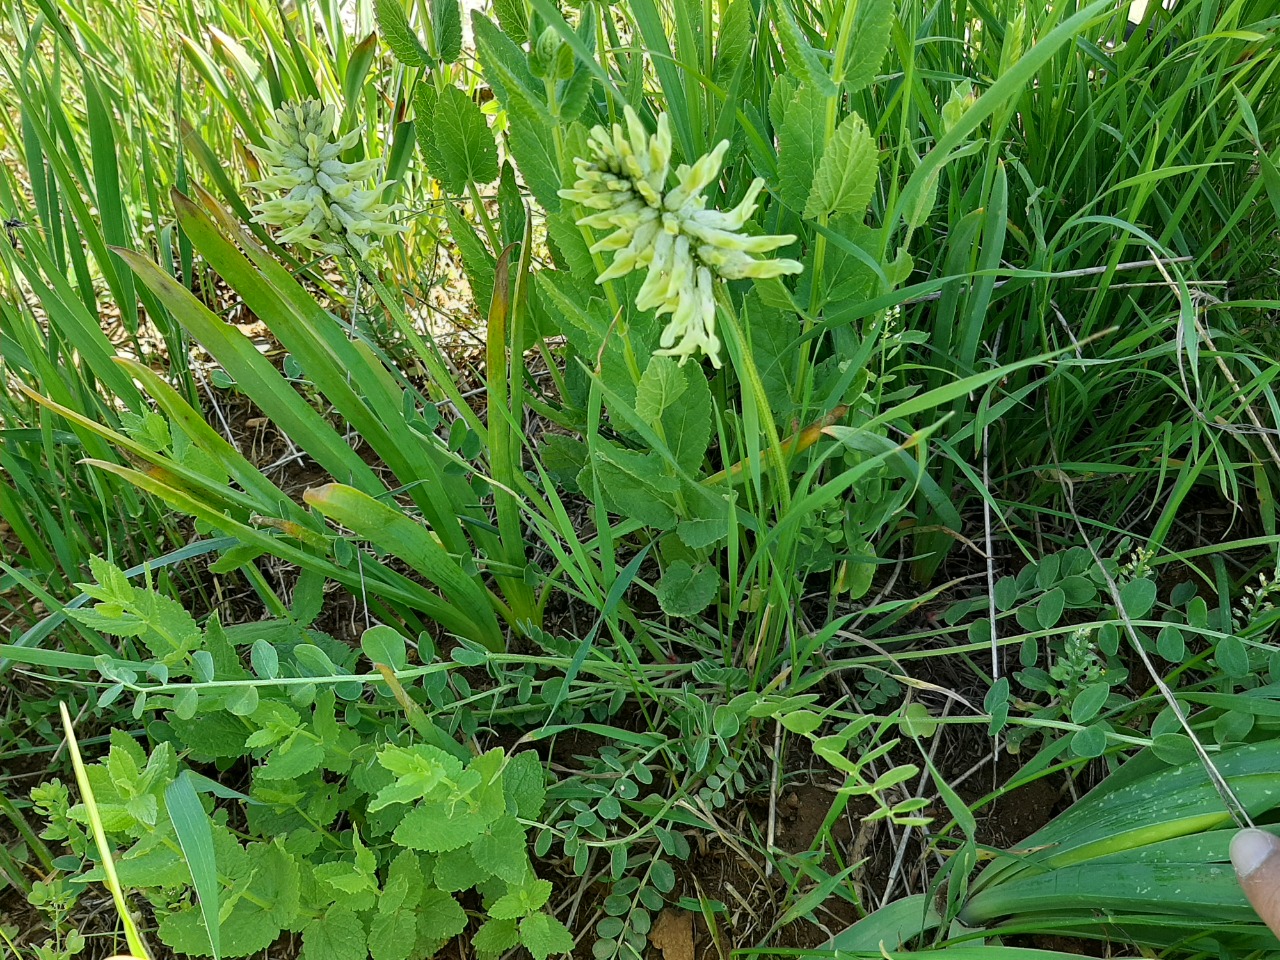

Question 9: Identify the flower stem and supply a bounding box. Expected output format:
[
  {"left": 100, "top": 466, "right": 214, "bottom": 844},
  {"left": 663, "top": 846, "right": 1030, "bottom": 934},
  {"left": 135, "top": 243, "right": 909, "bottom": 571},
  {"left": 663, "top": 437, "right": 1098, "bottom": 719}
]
[{"left": 467, "top": 180, "right": 502, "bottom": 253}]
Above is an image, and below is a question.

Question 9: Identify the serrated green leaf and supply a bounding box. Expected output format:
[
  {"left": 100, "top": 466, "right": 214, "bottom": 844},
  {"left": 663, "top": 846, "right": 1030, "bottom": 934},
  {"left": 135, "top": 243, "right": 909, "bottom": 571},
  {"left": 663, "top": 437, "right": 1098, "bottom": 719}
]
[
  {"left": 676, "top": 518, "right": 727, "bottom": 549},
  {"left": 842, "top": 0, "right": 895, "bottom": 92},
  {"left": 368, "top": 853, "right": 424, "bottom": 960},
  {"left": 772, "top": 0, "right": 835, "bottom": 95},
  {"left": 471, "top": 816, "right": 529, "bottom": 882},
  {"left": 474, "top": 917, "right": 520, "bottom": 954},
  {"left": 87, "top": 555, "right": 133, "bottom": 600},
  {"left": 246, "top": 701, "right": 300, "bottom": 750},
  {"left": 315, "top": 691, "right": 361, "bottom": 774},
  {"left": 804, "top": 111, "right": 877, "bottom": 221},
  {"left": 443, "top": 199, "right": 497, "bottom": 315},
  {"left": 314, "top": 859, "right": 377, "bottom": 897},
  {"left": 635, "top": 357, "right": 687, "bottom": 426},
  {"left": 472, "top": 13, "right": 540, "bottom": 110},
  {"left": 171, "top": 711, "right": 250, "bottom": 760},
  {"left": 435, "top": 844, "right": 489, "bottom": 891},
  {"left": 497, "top": 161, "right": 526, "bottom": 247},
  {"left": 714, "top": 0, "right": 753, "bottom": 82},
  {"left": 583, "top": 446, "right": 681, "bottom": 529},
  {"left": 469, "top": 748, "right": 510, "bottom": 804},
  {"left": 259, "top": 736, "right": 325, "bottom": 780},
  {"left": 69, "top": 606, "right": 144, "bottom": 636},
  {"left": 431, "top": 0, "right": 463, "bottom": 62},
  {"left": 473, "top": 14, "right": 559, "bottom": 209},
  {"left": 301, "top": 906, "right": 367, "bottom": 960},
  {"left": 109, "top": 727, "right": 147, "bottom": 774},
  {"left": 490, "top": 876, "right": 553, "bottom": 919},
  {"left": 414, "top": 84, "right": 446, "bottom": 176},
  {"left": 205, "top": 616, "right": 249, "bottom": 679},
  {"left": 504, "top": 751, "right": 546, "bottom": 820},
  {"left": 777, "top": 82, "right": 826, "bottom": 213},
  {"left": 432, "top": 85, "right": 499, "bottom": 193},
  {"left": 376, "top": 0, "right": 433, "bottom": 66},
  {"left": 117, "top": 841, "right": 194, "bottom": 889},
  {"left": 417, "top": 889, "right": 468, "bottom": 940},
  {"left": 373, "top": 743, "right": 460, "bottom": 809},
  {"left": 813, "top": 218, "right": 878, "bottom": 306},
  {"left": 663, "top": 365, "right": 712, "bottom": 472},
  {"left": 393, "top": 800, "right": 488, "bottom": 851},
  {"left": 158, "top": 835, "right": 299, "bottom": 957},
  {"left": 491, "top": 0, "right": 527, "bottom": 42},
  {"left": 520, "top": 912, "right": 575, "bottom": 960}
]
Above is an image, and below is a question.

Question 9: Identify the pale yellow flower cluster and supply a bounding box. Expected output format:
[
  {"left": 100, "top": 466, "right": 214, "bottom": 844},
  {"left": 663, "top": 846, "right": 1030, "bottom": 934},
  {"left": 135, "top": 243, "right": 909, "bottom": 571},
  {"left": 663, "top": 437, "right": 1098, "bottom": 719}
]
[
  {"left": 560, "top": 107, "right": 802, "bottom": 367},
  {"left": 249, "top": 100, "right": 407, "bottom": 258}
]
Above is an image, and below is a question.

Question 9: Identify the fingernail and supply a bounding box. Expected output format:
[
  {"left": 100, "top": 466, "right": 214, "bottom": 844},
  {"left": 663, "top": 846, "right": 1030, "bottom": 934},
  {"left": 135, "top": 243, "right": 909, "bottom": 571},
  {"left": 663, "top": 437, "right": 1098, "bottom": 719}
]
[{"left": 1231, "top": 828, "right": 1277, "bottom": 877}]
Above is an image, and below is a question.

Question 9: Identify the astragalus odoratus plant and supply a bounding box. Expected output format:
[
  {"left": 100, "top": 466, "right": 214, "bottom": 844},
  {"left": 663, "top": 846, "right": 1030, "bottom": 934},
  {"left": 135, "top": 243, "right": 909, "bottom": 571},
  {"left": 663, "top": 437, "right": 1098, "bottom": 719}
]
[
  {"left": 250, "top": 99, "right": 408, "bottom": 257},
  {"left": 559, "top": 106, "right": 802, "bottom": 367}
]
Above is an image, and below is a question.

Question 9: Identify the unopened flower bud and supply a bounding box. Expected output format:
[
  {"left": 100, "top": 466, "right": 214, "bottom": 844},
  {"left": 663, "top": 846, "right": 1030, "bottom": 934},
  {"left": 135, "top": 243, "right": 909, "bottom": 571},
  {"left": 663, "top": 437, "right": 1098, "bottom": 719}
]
[
  {"left": 530, "top": 26, "right": 564, "bottom": 78},
  {"left": 942, "top": 80, "right": 977, "bottom": 135}
]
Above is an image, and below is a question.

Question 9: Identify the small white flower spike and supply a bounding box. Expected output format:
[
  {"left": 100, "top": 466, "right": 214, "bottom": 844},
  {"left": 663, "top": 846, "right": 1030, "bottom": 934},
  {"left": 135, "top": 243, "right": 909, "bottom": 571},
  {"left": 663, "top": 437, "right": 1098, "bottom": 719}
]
[
  {"left": 560, "top": 107, "right": 802, "bottom": 367},
  {"left": 249, "top": 100, "right": 408, "bottom": 258}
]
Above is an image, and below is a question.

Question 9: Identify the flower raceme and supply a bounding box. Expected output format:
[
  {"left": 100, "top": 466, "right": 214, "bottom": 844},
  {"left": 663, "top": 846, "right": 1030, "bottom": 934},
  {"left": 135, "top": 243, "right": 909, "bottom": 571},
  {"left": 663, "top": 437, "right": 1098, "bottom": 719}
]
[
  {"left": 249, "top": 100, "right": 408, "bottom": 258},
  {"left": 560, "top": 108, "right": 803, "bottom": 367}
]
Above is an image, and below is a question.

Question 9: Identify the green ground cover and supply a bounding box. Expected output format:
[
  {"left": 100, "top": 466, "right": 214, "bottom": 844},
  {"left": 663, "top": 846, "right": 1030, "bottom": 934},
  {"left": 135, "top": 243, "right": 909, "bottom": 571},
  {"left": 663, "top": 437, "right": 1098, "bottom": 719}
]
[{"left": 1, "top": 0, "right": 1279, "bottom": 957}]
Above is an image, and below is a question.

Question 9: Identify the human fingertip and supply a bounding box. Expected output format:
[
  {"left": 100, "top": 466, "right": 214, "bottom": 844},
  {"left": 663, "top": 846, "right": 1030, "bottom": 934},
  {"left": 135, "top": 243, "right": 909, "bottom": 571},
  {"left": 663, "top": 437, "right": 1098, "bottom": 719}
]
[{"left": 1231, "top": 828, "right": 1278, "bottom": 878}]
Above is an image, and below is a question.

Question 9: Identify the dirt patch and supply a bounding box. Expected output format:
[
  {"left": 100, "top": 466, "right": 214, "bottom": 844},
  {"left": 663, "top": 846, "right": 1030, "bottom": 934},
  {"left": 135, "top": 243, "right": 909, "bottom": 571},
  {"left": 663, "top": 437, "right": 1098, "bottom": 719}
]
[{"left": 976, "top": 763, "right": 1063, "bottom": 848}]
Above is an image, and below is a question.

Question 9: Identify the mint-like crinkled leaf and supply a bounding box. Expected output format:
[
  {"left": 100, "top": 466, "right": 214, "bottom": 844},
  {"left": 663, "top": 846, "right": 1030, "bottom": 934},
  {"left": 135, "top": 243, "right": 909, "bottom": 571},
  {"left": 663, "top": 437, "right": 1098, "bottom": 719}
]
[
  {"left": 471, "top": 816, "right": 529, "bottom": 883},
  {"left": 503, "top": 751, "right": 546, "bottom": 820},
  {"left": 300, "top": 906, "right": 367, "bottom": 960},
  {"left": 416, "top": 889, "right": 468, "bottom": 941},
  {"left": 519, "top": 912, "right": 575, "bottom": 960},
  {"left": 258, "top": 736, "right": 325, "bottom": 780},
  {"left": 393, "top": 800, "right": 488, "bottom": 851},
  {"left": 159, "top": 833, "right": 300, "bottom": 957},
  {"left": 372, "top": 744, "right": 462, "bottom": 809},
  {"left": 489, "top": 876, "right": 552, "bottom": 919},
  {"left": 434, "top": 845, "right": 490, "bottom": 891},
  {"left": 375, "top": 0, "right": 432, "bottom": 66},
  {"left": 367, "top": 851, "right": 425, "bottom": 960},
  {"left": 473, "top": 916, "right": 520, "bottom": 954}
]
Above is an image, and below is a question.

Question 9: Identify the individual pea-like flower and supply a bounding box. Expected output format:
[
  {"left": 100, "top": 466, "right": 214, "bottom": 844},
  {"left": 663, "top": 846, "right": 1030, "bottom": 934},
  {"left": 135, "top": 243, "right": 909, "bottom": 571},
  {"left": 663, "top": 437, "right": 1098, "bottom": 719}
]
[
  {"left": 248, "top": 100, "right": 408, "bottom": 258},
  {"left": 559, "top": 107, "right": 803, "bottom": 368}
]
